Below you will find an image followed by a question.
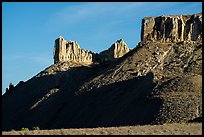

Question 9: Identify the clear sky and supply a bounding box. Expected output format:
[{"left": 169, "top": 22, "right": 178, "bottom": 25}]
[{"left": 2, "top": 2, "right": 202, "bottom": 95}]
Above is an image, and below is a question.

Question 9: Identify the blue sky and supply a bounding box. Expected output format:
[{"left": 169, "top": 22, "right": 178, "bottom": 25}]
[{"left": 2, "top": 2, "right": 202, "bottom": 95}]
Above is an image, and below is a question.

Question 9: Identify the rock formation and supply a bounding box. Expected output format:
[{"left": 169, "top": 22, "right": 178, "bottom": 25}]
[
  {"left": 98, "top": 39, "right": 130, "bottom": 62},
  {"left": 54, "top": 37, "right": 130, "bottom": 64},
  {"left": 53, "top": 36, "right": 93, "bottom": 64},
  {"left": 2, "top": 13, "right": 202, "bottom": 131},
  {"left": 141, "top": 13, "right": 202, "bottom": 43}
]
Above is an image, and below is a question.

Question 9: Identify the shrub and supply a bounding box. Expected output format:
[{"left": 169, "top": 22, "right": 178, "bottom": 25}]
[
  {"left": 21, "top": 127, "right": 29, "bottom": 131},
  {"left": 32, "top": 126, "right": 40, "bottom": 130}
]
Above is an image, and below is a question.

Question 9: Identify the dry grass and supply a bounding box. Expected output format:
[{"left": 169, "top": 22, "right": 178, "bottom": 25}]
[{"left": 2, "top": 123, "right": 202, "bottom": 135}]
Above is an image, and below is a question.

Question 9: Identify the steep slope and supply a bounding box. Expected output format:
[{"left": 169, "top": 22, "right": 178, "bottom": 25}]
[
  {"left": 2, "top": 40, "right": 201, "bottom": 130},
  {"left": 78, "top": 40, "right": 202, "bottom": 125},
  {"left": 2, "top": 13, "right": 202, "bottom": 131}
]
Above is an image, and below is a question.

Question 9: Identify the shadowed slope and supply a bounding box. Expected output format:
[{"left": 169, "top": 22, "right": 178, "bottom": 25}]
[{"left": 2, "top": 39, "right": 202, "bottom": 131}]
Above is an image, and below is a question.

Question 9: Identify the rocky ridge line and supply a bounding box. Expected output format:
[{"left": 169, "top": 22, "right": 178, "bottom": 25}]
[
  {"left": 141, "top": 13, "right": 202, "bottom": 43},
  {"left": 53, "top": 37, "right": 130, "bottom": 64}
]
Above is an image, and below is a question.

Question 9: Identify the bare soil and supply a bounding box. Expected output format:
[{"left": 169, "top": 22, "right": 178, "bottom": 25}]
[{"left": 2, "top": 123, "right": 202, "bottom": 135}]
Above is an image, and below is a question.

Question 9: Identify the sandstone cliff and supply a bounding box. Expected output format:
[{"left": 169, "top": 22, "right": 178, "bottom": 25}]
[
  {"left": 54, "top": 36, "right": 93, "bottom": 64},
  {"left": 54, "top": 37, "right": 130, "bottom": 64},
  {"left": 141, "top": 13, "right": 202, "bottom": 43},
  {"left": 97, "top": 39, "right": 130, "bottom": 63},
  {"left": 2, "top": 13, "right": 202, "bottom": 131}
]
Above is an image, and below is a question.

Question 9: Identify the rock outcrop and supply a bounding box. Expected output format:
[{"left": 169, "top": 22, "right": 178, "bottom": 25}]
[
  {"left": 54, "top": 36, "right": 93, "bottom": 64},
  {"left": 54, "top": 37, "right": 130, "bottom": 64},
  {"left": 98, "top": 39, "right": 130, "bottom": 62},
  {"left": 2, "top": 13, "right": 202, "bottom": 131},
  {"left": 141, "top": 13, "right": 202, "bottom": 43}
]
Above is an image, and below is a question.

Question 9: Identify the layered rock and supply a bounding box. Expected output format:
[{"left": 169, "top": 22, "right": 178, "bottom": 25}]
[
  {"left": 141, "top": 13, "right": 202, "bottom": 43},
  {"left": 98, "top": 39, "right": 130, "bottom": 62},
  {"left": 2, "top": 13, "right": 202, "bottom": 131},
  {"left": 54, "top": 37, "right": 130, "bottom": 64},
  {"left": 54, "top": 36, "right": 93, "bottom": 64}
]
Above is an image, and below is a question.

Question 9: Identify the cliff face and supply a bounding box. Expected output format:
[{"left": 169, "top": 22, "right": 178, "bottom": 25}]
[
  {"left": 54, "top": 36, "right": 93, "bottom": 64},
  {"left": 97, "top": 39, "right": 130, "bottom": 63},
  {"left": 54, "top": 37, "right": 130, "bottom": 64},
  {"left": 2, "top": 13, "right": 202, "bottom": 131},
  {"left": 141, "top": 13, "right": 202, "bottom": 43}
]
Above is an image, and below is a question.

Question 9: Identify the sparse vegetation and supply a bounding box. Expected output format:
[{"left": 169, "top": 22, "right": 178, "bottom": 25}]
[
  {"left": 32, "top": 126, "right": 40, "bottom": 130},
  {"left": 20, "top": 127, "right": 29, "bottom": 131},
  {"left": 2, "top": 13, "right": 202, "bottom": 133},
  {"left": 2, "top": 123, "right": 202, "bottom": 135}
]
